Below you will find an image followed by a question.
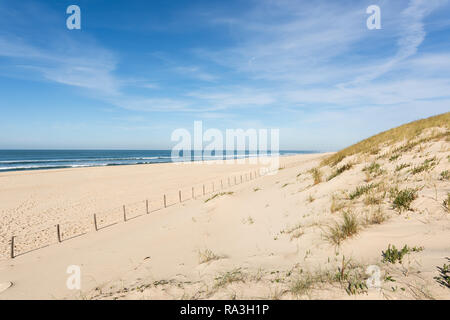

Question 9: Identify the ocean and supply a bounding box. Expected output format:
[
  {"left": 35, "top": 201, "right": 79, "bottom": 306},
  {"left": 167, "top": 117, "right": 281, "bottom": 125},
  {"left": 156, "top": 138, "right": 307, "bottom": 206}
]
[{"left": 0, "top": 150, "right": 317, "bottom": 172}]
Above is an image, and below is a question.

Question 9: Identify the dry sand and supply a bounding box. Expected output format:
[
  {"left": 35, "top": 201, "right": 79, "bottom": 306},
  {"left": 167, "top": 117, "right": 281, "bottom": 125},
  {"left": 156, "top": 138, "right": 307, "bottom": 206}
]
[
  {"left": 0, "top": 155, "right": 307, "bottom": 259},
  {"left": 0, "top": 139, "right": 449, "bottom": 300}
]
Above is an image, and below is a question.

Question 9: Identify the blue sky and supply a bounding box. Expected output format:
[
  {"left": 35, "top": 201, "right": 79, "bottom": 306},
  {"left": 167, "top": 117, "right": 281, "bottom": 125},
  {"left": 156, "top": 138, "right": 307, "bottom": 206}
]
[{"left": 0, "top": 0, "right": 449, "bottom": 150}]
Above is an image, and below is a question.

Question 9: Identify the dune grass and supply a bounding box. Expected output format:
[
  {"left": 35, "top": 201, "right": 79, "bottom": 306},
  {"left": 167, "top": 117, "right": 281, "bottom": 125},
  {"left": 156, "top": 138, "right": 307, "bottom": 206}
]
[
  {"left": 321, "top": 112, "right": 449, "bottom": 167},
  {"left": 309, "top": 167, "right": 322, "bottom": 185},
  {"left": 392, "top": 188, "right": 418, "bottom": 212},
  {"left": 198, "top": 249, "right": 224, "bottom": 264},
  {"left": 325, "top": 211, "right": 359, "bottom": 246},
  {"left": 349, "top": 183, "right": 378, "bottom": 200},
  {"left": 204, "top": 192, "right": 234, "bottom": 203},
  {"left": 327, "top": 163, "right": 353, "bottom": 181}
]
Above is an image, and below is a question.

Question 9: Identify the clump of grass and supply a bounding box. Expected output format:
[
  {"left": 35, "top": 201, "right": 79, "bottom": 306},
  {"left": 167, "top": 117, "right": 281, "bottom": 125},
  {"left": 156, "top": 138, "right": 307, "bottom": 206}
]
[
  {"left": 392, "top": 188, "right": 418, "bottom": 212},
  {"left": 321, "top": 112, "right": 449, "bottom": 167},
  {"left": 440, "top": 170, "right": 449, "bottom": 180},
  {"left": 281, "top": 183, "right": 290, "bottom": 188},
  {"left": 290, "top": 229, "right": 304, "bottom": 240},
  {"left": 327, "top": 163, "right": 353, "bottom": 181},
  {"left": 330, "top": 195, "right": 345, "bottom": 213},
  {"left": 346, "top": 278, "right": 368, "bottom": 295},
  {"left": 443, "top": 193, "right": 450, "bottom": 212},
  {"left": 381, "top": 244, "right": 423, "bottom": 264},
  {"left": 364, "top": 207, "right": 388, "bottom": 225},
  {"left": 289, "top": 258, "right": 370, "bottom": 297},
  {"left": 349, "top": 183, "right": 378, "bottom": 200},
  {"left": 364, "top": 192, "right": 382, "bottom": 206},
  {"left": 363, "top": 162, "right": 385, "bottom": 178},
  {"left": 307, "top": 194, "right": 315, "bottom": 203},
  {"left": 289, "top": 274, "right": 314, "bottom": 297},
  {"left": 281, "top": 223, "right": 302, "bottom": 235},
  {"left": 253, "top": 187, "right": 261, "bottom": 192},
  {"left": 243, "top": 216, "right": 254, "bottom": 225},
  {"left": 204, "top": 191, "right": 234, "bottom": 203},
  {"left": 325, "top": 211, "right": 359, "bottom": 246},
  {"left": 434, "top": 259, "right": 450, "bottom": 288},
  {"left": 410, "top": 156, "right": 438, "bottom": 174},
  {"left": 198, "top": 249, "right": 223, "bottom": 264},
  {"left": 334, "top": 257, "right": 369, "bottom": 295},
  {"left": 214, "top": 268, "right": 245, "bottom": 288},
  {"left": 389, "top": 154, "right": 401, "bottom": 162},
  {"left": 395, "top": 163, "right": 411, "bottom": 172},
  {"left": 309, "top": 168, "right": 322, "bottom": 185}
]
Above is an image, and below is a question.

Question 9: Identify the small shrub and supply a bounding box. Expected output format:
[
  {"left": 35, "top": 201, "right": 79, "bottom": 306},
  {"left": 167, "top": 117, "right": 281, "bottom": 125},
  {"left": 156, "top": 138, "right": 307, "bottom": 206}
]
[
  {"left": 392, "top": 188, "right": 418, "bottom": 212},
  {"left": 440, "top": 170, "right": 449, "bottom": 180},
  {"left": 308, "top": 194, "right": 315, "bottom": 203},
  {"left": 382, "top": 244, "right": 423, "bottom": 264},
  {"left": 434, "top": 259, "right": 450, "bottom": 288}
]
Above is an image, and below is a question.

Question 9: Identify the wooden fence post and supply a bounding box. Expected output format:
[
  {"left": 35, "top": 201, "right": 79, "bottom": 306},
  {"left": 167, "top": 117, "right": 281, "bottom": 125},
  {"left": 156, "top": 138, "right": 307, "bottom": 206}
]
[
  {"left": 240, "top": 175, "right": 242, "bottom": 183},
  {"left": 94, "top": 214, "right": 98, "bottom": 231},
  {"left": 57, "top": 224, "right": 61, "bottom": 243},
  {"left": 228, "top": 177, "right": 230, "bottom": 186},
  {"left": 123, "top": 205, "right": 127, "bottom": 222},
  {"left": 146, "top": 200, "right": 149, "bottom": 214},
  {"left": 164, "top": 194, "right": 167, "bottom": 208},
  {"left": 179, "top": 190, "right": 182, "bottom": 203},
  {"left": 203, "top": 184, "right": 205, "bottom": 195},
  {"left": 10, "top": 236, "right": 15, "bottom": 259},
  {"left": 234, "top": 176, "right": 236, "bottom": 185},
  {"left": 221, "top": 180, "right": 223, "bottom": 189}
]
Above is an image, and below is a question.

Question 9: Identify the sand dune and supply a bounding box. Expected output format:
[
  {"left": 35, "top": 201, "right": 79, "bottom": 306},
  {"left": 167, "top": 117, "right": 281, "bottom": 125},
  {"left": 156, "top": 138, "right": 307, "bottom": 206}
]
[{"left": 0, "top": 117, "right": 449, "bottom": 300}]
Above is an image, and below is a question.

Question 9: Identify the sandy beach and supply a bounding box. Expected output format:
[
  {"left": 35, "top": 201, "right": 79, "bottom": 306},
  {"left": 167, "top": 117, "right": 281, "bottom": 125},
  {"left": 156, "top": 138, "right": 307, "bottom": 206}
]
[
  {"left": 0, "top": 154, "right": 316, "bottom": 260},
  {"left": 0, "top": 124, "right": 449, "bottom": 300}
]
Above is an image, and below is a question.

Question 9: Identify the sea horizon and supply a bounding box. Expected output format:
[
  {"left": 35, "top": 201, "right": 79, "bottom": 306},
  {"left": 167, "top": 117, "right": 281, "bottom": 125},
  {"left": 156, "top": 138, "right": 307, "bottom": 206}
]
[{"left": 0, "top": 149, "right": 319, "bottom": 172}]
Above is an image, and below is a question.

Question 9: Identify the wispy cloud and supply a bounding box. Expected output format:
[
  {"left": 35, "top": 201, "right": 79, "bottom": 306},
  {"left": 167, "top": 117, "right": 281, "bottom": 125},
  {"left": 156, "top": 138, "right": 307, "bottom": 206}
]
[
  {"left": 0, "top": 0, "right": 449, "bottom": 150},
  {"left": 172, "top": 66, "right": 218, "bottom": 82}
]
